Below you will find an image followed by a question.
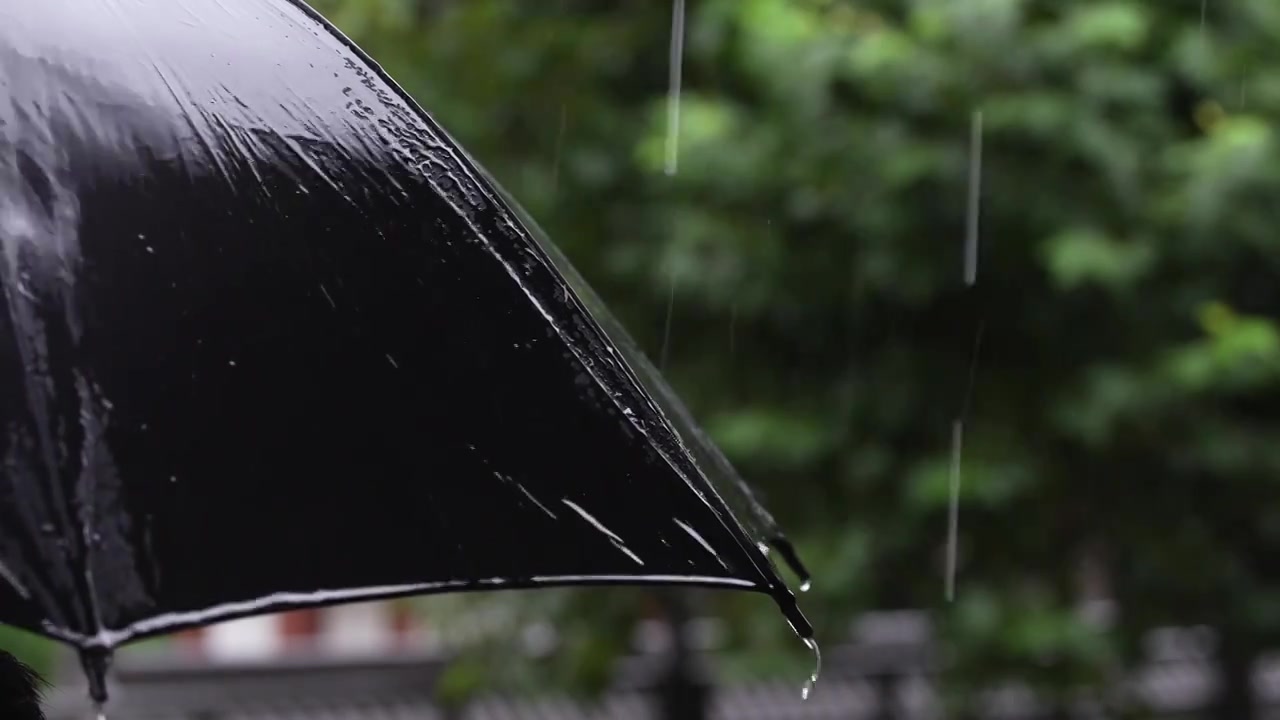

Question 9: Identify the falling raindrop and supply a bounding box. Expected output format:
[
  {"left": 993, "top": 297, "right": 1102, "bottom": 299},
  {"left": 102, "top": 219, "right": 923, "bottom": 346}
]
[
  {"left": 659, "top": 269, "right": 676, "bottom": 371},
  {"left": 664, "top": 0, "right": 686, "bottom": 176},
  {"left": 801, "top": 636, "right": 821, "bottom": 700},
  {"left": 946, "top": 321, "right": 984, "bottom": 602},
  {"left": 964, "top": 110, "right": 983, "bottom": 287},
  {"left": 946, "top": 419, "right": 963, "bottom": 602},
  {"left": 948, "top": 104, "right": 987, "bottom": 600},
  {"left": 728, "top": 303, "right": 737, "bottom": 357}
]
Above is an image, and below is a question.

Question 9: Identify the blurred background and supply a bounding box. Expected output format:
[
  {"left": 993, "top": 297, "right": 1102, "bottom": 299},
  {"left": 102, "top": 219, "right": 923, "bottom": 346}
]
[{"left": 10, "top": 0, "right": 1280, "bottom": 717}]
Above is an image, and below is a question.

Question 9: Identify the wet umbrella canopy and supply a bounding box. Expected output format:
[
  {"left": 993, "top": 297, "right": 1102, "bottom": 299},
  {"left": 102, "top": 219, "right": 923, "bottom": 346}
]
[{"left": 0, "top": 0, "right": 812, "bottom": 703}]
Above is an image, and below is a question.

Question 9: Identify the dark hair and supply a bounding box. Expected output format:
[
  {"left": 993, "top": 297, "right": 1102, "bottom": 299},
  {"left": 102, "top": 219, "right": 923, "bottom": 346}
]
[{"left": 0, "top": 650, "right": 46, "bottom": 720}]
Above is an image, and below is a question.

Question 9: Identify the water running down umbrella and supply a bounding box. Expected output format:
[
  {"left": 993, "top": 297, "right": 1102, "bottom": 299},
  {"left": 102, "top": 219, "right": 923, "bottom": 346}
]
[{"left": 0, "top": 0, "right": 814, "bottom": 708}]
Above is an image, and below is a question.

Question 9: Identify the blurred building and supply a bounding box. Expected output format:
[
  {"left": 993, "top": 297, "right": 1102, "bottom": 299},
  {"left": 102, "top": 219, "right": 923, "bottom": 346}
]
[{"left": 173, "top": 601, "right": 423, "bottom": 661}]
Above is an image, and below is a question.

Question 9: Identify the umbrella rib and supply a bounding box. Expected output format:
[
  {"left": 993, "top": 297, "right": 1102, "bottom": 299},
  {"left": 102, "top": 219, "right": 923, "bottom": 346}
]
[{"left": 40, "top": 575, "right": 758, "bottom": 649}]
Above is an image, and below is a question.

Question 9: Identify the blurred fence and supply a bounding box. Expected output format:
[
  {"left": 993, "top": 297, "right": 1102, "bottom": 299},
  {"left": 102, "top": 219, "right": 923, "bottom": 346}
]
[{"left": 43, "top": 612, "right": 1280, "bottom": 720}]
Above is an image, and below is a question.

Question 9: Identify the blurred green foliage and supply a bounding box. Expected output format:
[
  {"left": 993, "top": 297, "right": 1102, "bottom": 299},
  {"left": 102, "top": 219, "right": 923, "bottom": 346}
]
[
  {"left": 5, "top": 0, "right": 1278, "bottom": 713},
  {"left": 312, "top": 0, "right": 1280, "bottom": 710}
]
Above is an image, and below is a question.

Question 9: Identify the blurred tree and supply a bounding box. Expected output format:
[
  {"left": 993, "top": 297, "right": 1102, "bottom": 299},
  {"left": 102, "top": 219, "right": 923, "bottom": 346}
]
[
  {"left": 3, "top": 0, "right": 1277, "bottom": 716},
  {"left": 310, "top": 0, "right": 1280, "bottom": 716}
]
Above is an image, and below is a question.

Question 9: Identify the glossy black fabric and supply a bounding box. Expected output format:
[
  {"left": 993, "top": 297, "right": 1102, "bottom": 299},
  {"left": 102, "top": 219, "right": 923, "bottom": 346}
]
[{"left": 0, "top": 0, "right": 809, "bottom": 655}]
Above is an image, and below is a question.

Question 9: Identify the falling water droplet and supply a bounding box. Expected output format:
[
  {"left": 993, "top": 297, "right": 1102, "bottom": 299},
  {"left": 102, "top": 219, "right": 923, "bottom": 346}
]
[
  {"left": 664, "top": 0, "right": 686, "bottom": 176},
  {"left": 799, "top": 578, "right": 812, "bottom": 593},
  {"left": 800, "top": 637, "right": 821, "bottom": 700},
  {"left": 964, "top": 110, "right": 983, "bottom": 287},
  {"left": 95, "top": 705, "right": 107, "bottom": 720},
  {"left": 946, "top": 420, "right": 963, "bottom": 602},
  {"left": 79, "top": 647, "right": 113, "bottom": 708}
]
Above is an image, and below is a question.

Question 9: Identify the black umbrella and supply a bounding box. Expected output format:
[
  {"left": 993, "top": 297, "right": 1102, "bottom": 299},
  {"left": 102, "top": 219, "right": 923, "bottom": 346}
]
[
  {"left": 0, "top": 0, "right": 812, "bottom": 704},
  {"left": 0, "top": 650, "right": 44, "bottom": 720}
]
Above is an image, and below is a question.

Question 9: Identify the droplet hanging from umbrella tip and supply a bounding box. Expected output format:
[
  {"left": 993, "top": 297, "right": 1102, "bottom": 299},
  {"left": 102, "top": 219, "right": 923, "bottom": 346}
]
[{"left": 800, "top": 637, "right": 821, "bottom": 700}]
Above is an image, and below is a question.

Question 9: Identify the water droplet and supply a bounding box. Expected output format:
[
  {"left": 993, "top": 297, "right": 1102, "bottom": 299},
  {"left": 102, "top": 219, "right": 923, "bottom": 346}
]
[
  {"left": 946, "top": 419, "right": 964, "bottom": 602},
  {"left": 800, "top": 637, "right": 821, "bottom": 700},
  {"left": 228, "top": 360, "right": 237, "bottom": 367},
  {"left": 145, "top": 246, "right": 155, "bottom": 254},
  {"left": 799, "top": 579, "right": 812, "bottom": 593},
  {"left": 79, "top": 647, "right": 113, "bottom": 707}
]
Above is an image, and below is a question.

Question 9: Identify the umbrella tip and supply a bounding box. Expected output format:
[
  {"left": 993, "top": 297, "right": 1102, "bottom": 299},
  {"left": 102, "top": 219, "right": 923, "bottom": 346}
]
[{"left": 76, "top": 647, "right": 113, "bottom": 708}]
